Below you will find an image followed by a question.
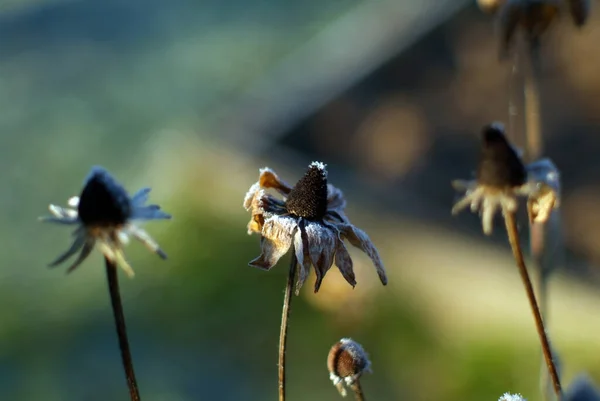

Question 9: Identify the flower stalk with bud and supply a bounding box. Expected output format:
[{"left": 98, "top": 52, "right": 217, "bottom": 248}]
[
  {"left": 244, "top": 162, "right": 387, "bottom": 401},
  {"left": 40, "top": 166, "right": 171, "bottom": 401}
]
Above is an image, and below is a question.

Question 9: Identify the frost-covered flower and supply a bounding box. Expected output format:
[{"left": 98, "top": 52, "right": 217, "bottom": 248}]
[
  {"left": 452, "top": 122, "right": 560, "bottom": 235},
  {"left": 327, "top": 338, "right": 372, "bottom": 397},
  {"left": 40, "top": 166, "right": 171, "bottom": 277},
  {"left": 243, "top": 162, "right": 387, "bottom": 294},
  {"left": 498, "top": 392, "right": 527, "bottom": 401}
]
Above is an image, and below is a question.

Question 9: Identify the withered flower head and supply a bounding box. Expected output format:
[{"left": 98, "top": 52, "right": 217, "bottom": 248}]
[
  {"left": 452, "top": 122, "right": 560, "bottom": 235},
  {"left": 497, "top": 0, "right": 561, "bottom": 58},
  {"left": 40, "top": 166, "right": 171, "bottom": 277},
  {"left": 327, "top": 338, "right": 372, "bottom": 397},
  {"left": 243, "top": 161, "right": 387, "bottom": 294}
]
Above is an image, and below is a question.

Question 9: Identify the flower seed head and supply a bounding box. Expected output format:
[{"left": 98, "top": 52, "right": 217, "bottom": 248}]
[
  {"left": 477, "top": 123, "right": 527, "bottom": 188},
  {"left": 328, "top": 338, "right": 371, "bottom": 396},
  {"left": 77, "top": 166, "right": 132, "bottom": 226},
  {"left": 285, "top": 161, "right": 328, "bottom": 220}
]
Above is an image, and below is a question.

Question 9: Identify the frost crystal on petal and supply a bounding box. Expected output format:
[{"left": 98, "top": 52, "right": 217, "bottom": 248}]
[
  {"left": 248, "top": 216, "right": 296, "bottom": 270},
  {"left": 498, "top": 393, "right": 526, "bottom": 401}
]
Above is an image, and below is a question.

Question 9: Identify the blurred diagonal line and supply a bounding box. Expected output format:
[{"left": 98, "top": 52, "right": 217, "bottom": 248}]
[{"left": 215, "top": 0, "right": 469, "bottom": 154}]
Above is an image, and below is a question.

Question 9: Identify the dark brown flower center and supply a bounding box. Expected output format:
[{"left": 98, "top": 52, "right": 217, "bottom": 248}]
[
  {"left": 477, "top": 123, "right": 527, "bottom": 188},
  {"left": 285, "top": 162, "right": 328, "bottom": 220},
  {"left": 78, "top": 166, "right": 132, "bottom": 226}
]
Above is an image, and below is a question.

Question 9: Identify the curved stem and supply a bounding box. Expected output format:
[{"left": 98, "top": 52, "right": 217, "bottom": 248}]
[
  {"left": 105, "top": 257, "right": 141, "bottom": 401},
  {"left": 504, "top": 213, "right": 561, "bottom": 398},
  {"left": 278, "top": 253, "right": 297, "bottom": 401},
  {"left": 350, "top": 380, "right": 366, "bottom": 401}
]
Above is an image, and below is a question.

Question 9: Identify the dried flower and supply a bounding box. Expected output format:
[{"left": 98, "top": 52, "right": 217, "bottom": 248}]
[
  {"left": 498, "top": 393, "right": 527, "bottom": 401},
  {"left": 496, "top": 0, "right": 560, "bottom": 57},
  {"left": 40, "top": 166, "right": 171, "bottom": 277},
  {"left": 327, "top": 338, "right": 372, "bottom": 397},
  {"left": 244, "top": 161, "right": 387, "bottom": 294},
  {"left": 452, "top": 122, "right": 560, "bottom": 234}
]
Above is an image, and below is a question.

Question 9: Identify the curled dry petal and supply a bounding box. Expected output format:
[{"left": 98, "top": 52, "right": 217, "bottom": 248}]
[
  {"left": 303, "top": 221, "right": 337, "bottom": 293},
  {"left": 334, "top": 239, "right": 356, "bottom": 288},
  {"left": 248, "top": 216, "right": 296, "bottom": 270},
  {"left": 259, "top": 168, "right": 292, "bottom": 196},
  {"left": 338, "top": 224, "right": 387, "bottom": 285}
]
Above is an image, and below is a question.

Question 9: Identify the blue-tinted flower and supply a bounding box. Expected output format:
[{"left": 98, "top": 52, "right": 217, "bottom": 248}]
[
  {"left": 452, "top": 122, "right": 560, "bottom": 234},
  {"left": 40, "top": 166, "right": 171, "bottom": 277},
  {"left": 244, "top": 162, "right": 387, "bottom": 294}
]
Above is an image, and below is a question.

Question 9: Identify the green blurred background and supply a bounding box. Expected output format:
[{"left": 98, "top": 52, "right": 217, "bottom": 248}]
[{"left": 4, "top": 0, "right": 600, "bottom": 400}]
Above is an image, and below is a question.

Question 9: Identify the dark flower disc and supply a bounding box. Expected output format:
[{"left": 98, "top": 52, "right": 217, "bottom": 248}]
[
  {"left": 285, "top": 163, "right": 328, "bottom": 220},
  {"left": 477, "top": 124, "right": 527, "bottom": 187},
  {"left": 78, "top": 166, "right": 132, "bottom": 226}
]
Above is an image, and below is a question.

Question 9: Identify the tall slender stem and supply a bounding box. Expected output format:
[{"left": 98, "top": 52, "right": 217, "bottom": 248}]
[
  {"left": 105, "top": 257, "right": 141, "bottom": 401},
  {"left": 278, "top": 252, "right": 297, "bottom": 401},
  {"left": 350, "top": 380, "right": 366, "bottom": 401},
  {"left": 504, "top": 213, "right": 561, "bottom": 398}
]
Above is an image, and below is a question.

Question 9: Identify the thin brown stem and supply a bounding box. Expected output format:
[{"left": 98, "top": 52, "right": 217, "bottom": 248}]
[
  {"left": 504, "top": 213, "right": 561, "bottom": 398},
  {"left": 278, "top": 252, "right": 297, "bottom": 401},
  {"left": 350, "top": 380, "right": 366, "bottom": 401},
  {"left": 105, "top": 257, "right": 141, "bottom": 401}
]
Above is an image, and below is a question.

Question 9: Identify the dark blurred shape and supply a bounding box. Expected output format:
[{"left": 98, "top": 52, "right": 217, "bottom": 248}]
[{"left": 477, "top": 122, "right": 527, "bottom": 187}]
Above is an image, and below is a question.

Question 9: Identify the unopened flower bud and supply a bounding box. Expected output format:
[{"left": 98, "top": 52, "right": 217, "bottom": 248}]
[{"left": 327, "top": 338, "right": 371, "bottom": 397}]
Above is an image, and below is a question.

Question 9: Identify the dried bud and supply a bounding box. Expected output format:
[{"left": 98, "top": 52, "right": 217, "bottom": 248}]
[
  {"left": 327, "top": 338, "right": 372, "bottom": 397},
  {"left": 285, "top": 161, "right": 328, "bottom": 220},
  {"left": 477, "top": 122, "right": 527, "bottom": 188}
]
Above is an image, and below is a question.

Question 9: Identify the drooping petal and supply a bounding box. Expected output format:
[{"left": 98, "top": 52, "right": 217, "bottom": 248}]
[
  {"left": 48, "top": 204, "right": 78, "bottom": 220},
  {"left": 131, "top": 187, "right": 151, "bottom": 207},
  {"left": 48, "top": 231, "right": 87, "bottom": 267},
  {"left": 304, "top": 221, "right": 337, "bottom": 292},
  {"left": 524, "top": 158, "right": 560, "bottom": 224},
  {"left": 130, "top": 205, "right": 172, "bottom": 220},
  {"left": 334, "top": 239, "right": 356, "bottom": 288},
  {"left": 127, "top": 224, "right": 168, "bottom": 259},
  {"left": 259, "top": 168, "right": 292, "bottom": 196},
  {"left": 243, "top": 182, "right": 261, "bottom": 211},
  {"left": 338, "top": 224, "right": 387, "bottom": 285},
  {"left": 481, "top": 197, "right": 499, "bottom": 235},
  {"left": 114, "top": 248, "right": 135, "bottom": 278},
  {"left": 248, "top": 216, "right": 296, "bottom": 270},
  {"left": 294, "top": 219, "right": 313, "bottom": 294},
  {"left": 65, "top": 239, "right": 95, "bottom": 274}
]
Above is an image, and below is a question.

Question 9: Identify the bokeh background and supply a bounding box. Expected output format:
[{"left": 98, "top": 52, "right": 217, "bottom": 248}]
[{"left": 4, "top": 0, "right": 600, "bottom": 399}]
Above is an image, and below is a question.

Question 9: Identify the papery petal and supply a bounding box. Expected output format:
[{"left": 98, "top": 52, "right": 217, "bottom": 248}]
[
  {"left": 294, "top": 220, "right": 312, "bottom": 294},
  {"left": 131, "top": 188, "right": 151, "bottom": 207},
  {"left": 48, "top": 204, "right": 78, "bottom": 219},
  {"left": 327, "top": 184, "right": 346, "bottom": 211},
  {"left": 248, "top": 216, "right": 296, "bottom": 270},
  {"left": 303, "top": 221, "right": 337, "bottom": 292},
  {"left": 259, "top": 168, "right": 292, "bottom": 196},
  {"left": 334, "top": 239, "right": 356, "bottom": 288},
  {"left": 48, "top": 231, "right": 86, "bottom": 267},
  {"left": 338, "top": 224, "right": 387, "bottom": 285},
  {"left": 131, "top": 205, "right": 172, "bottom": 220},
  {"left": 65, "top": 239, "right": 95, "bottom": 274},
  {"left": 525, "top": 158, "right": 560, "bottom": 224},
  {"left": 481, "top": 197, "right": 499, "bottom": 235},
  {"left": 127, "top": 224, "right": 168, "bottom": 259},
  {"left": 243, "top": 182, "right": 261, "bottom": 211}
]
